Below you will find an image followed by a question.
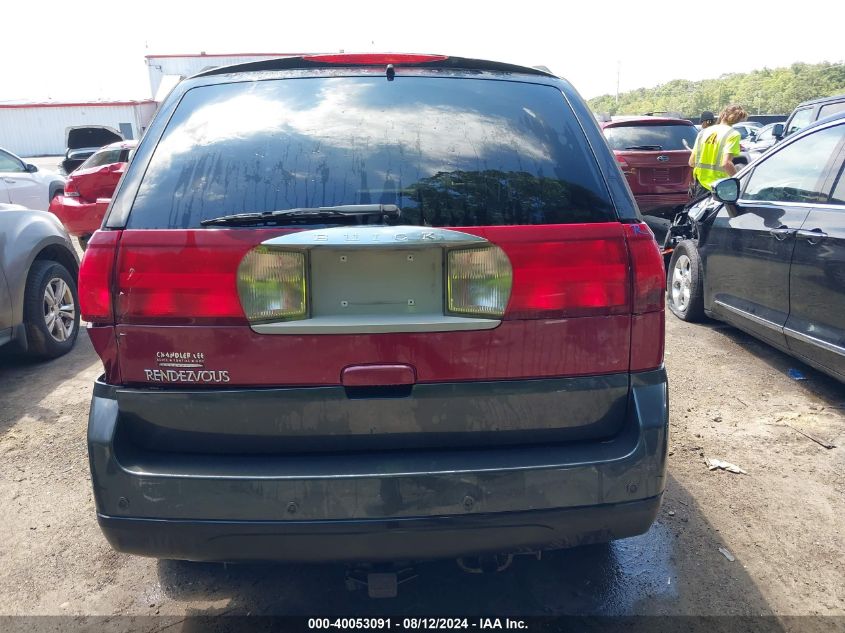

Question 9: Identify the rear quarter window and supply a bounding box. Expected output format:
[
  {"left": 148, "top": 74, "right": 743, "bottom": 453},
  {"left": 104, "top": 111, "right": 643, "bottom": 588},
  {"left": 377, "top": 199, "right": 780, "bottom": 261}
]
[
  {"left": 819, "top": 101, "right": 845, "bottom": 120},
  {"left": 127, "top": 76, "right": 615, "bottom": 228}
]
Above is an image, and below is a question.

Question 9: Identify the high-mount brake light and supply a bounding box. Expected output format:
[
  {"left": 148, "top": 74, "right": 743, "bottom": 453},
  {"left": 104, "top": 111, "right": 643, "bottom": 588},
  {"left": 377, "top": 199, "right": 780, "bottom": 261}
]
[
  {"left": 446, "top": 246, "right": 513, "bottom": 318},
  {"left": 237, "top": 247, "right": 307, "bottom": 322},
  {"left": 301, "top": 53, "right": 448, "bottom": 65}
]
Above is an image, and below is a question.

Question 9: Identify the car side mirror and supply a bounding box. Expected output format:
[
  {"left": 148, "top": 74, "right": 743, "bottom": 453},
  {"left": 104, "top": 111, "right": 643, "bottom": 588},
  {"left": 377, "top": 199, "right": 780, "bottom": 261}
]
[
  {"left": 713, "top": 178, "right": 740, "bottom": 205},
  {"left": 772, "top": 123, "right": 784, "bottom": 139},
  {"left": 25, "top": 163, "right": 38, "bottom": 173}
]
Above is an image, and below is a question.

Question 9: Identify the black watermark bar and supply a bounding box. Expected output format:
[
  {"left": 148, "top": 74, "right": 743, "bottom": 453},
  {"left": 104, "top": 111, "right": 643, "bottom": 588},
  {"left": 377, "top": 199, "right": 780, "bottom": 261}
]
[{"left": 0, "top": 617, "right": 843, "bottom": 633}]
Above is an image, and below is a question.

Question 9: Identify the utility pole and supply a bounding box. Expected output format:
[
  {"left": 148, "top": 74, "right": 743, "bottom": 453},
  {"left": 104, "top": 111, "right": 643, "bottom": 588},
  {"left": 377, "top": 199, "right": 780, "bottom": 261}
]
[{"left": 616, "top": 61, "right": 621, "bottom": 106}]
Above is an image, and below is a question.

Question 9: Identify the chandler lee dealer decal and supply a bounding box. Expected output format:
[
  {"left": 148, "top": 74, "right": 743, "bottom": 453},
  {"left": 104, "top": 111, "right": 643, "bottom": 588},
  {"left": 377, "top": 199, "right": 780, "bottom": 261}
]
[{"left": 144, "top": 351, "right": 230, "bottom": 384}]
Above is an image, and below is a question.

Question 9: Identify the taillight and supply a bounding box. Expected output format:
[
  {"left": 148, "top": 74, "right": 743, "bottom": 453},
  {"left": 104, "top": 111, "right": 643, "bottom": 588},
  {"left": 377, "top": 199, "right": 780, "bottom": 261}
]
[
  {"left": 624, "top": 223, "right": 665, "bottom": 314},
  {"left": 237, "top": 247, "right": 307, "bottom": 322},
  {"left": 491, "top": 224, "right": 630, "bottom": 319},
  {"left": 615, "top": 155, "right": 633, "bottom": 175},
  {"left": 64, "top": 178, "right": 80, "bottom": 197},
  {"left": 446, "top": 246, "right": 512, "bottom": 318},
  {"left": 78, "top": 231, "right": 119, "bottom": 323},
  {"left": 302, "top": 53, "right": 448, "bottom": 65},
  {"left": 114, "top": 231, "right": 256, "bottom": 325},
  {"left": 624, "top": 222, "right": 666, "bottom": 371}
]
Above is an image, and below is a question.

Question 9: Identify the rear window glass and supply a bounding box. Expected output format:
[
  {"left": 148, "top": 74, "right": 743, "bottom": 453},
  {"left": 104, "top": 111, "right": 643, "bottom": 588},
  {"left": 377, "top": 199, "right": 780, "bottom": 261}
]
[
  {"left": 603, "top": 123, "right": 698, "bottom": 151},
  {"left": 127, "top": 77, "right": 614, "bottom": 228},
  {"left": 80, "top": 148, "right": 122, "bottom": 170}
]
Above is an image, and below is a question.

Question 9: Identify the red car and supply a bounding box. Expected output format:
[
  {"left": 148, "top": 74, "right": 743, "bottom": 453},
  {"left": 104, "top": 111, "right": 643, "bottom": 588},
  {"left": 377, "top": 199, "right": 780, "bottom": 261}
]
[
  {"left": 50, "top": 140, "right": 136, "bottom": 248},
  {"left": 601, "top": 117, "right": 698, "bottom": 217}
]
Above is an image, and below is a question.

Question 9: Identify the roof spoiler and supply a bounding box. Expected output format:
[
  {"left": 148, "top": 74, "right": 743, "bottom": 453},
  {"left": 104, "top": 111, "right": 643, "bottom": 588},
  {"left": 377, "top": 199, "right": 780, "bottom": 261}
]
[{"left": 191, "top": 54, "right": 556, "bottom": 80}]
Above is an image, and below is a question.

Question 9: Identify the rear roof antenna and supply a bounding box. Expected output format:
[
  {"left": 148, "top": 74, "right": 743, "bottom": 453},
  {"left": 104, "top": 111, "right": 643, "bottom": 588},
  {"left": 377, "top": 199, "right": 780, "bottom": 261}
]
[{"left": 386, "top": 64, "right": 395, "bottom": 81}]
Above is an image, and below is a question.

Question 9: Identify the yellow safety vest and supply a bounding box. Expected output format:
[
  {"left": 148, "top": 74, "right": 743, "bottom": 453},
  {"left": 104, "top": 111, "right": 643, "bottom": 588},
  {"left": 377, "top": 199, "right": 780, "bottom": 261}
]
[{"left": 692, "top": 124, "right": 740, "bottom": 190}]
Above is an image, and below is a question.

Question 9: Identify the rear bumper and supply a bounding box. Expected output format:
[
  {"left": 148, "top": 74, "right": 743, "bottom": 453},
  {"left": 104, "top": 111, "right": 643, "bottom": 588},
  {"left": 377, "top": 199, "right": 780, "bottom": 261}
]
[
  {"left": 88, "top": 368, "right": 669, "bottom": 562},
  {"left": 98, "top": 496, "right": 662, "bottom": 563},
  {"left": 48, "top": 195, "right": 103, "bottom": 236}
]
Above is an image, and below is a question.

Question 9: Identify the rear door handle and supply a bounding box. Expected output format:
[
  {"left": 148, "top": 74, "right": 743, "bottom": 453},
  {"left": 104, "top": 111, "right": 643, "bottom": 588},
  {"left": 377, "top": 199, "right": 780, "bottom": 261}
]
[
  {"left": 795, "top": 228, "right": 828, "bottom": 244},
  {"left": 769, "top": 226, "right": 795, "bottom": 240}
]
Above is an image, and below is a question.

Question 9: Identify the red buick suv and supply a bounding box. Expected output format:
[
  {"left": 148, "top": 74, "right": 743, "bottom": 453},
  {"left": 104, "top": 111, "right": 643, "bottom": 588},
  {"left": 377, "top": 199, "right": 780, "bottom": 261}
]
[{"left": 80, "top": 54, "right": 668, "bottom": 563}]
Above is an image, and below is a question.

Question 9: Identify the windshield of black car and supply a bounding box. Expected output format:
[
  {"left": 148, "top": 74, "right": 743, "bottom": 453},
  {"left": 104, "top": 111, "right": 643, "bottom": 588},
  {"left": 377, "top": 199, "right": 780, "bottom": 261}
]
[
  {"left": 126, "top": 76, "right": 614, "bottom": 229},
  {"left": 603, "top": 123, "right": 698, "bottom": 151}
]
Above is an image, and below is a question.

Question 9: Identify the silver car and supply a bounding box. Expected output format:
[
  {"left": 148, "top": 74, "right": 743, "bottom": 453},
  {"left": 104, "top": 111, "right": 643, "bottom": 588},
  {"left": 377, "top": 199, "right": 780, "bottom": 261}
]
[{"left": 0, "top": 203, "right": 80, "bottom": 358}]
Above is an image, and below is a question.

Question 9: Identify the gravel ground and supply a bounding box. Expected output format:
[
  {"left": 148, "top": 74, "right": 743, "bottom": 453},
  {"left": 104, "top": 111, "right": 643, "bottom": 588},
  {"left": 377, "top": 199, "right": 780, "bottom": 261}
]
[{"left": 0, "top": 314, "right": 843, "bottom": 619}]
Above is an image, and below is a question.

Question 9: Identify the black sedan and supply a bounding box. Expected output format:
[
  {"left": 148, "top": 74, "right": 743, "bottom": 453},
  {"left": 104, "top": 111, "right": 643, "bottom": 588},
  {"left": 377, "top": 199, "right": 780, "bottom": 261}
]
[{"left": 665, "top": 111, "right": 845, "bottom": 382}]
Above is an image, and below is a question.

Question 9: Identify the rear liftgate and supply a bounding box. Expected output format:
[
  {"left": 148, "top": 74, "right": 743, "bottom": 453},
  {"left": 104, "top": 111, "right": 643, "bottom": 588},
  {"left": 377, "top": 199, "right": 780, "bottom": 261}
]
[{"left": 225, "top": 224, "right": 509, "bottom": 599}]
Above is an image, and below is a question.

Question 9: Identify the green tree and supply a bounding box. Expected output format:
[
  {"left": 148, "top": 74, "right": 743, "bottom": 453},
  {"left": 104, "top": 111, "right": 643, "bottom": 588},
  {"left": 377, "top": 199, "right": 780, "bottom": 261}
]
[{"left": 589, "top": 61, "right": 845, "bottom": 117}]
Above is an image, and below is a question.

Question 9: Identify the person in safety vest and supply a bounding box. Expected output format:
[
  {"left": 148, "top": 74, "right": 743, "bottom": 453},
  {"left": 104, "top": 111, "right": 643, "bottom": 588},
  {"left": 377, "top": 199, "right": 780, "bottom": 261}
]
[{"left": 688, "top": 104, "right": 748, "bottom": 199}]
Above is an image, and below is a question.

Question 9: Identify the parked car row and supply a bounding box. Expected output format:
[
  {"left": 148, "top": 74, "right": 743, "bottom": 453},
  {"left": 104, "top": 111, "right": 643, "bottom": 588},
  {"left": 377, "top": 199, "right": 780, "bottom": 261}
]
[
  {"left": 1, "top": 135, "right": 131, "bottom": 359},
  {"left": 599, "top": 94, "right": 845, "bottom": 227},
  {"left": 734, "top": 94, "right": 845, "bottom": 166},
  {"left": 4, "top": 53, "right": 843, "bottom": 577}
]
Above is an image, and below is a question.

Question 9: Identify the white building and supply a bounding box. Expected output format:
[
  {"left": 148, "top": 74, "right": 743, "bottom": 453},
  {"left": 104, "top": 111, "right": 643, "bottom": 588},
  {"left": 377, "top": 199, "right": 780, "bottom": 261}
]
[
  {"left": 145, "top": 52, "right": 306, "bottom": 101},
  {"left": 0, "top": 100, "right": 157, "bottom": 157},
  {"left": 1, "top": 53, "right": 308, "bottom": 157}
]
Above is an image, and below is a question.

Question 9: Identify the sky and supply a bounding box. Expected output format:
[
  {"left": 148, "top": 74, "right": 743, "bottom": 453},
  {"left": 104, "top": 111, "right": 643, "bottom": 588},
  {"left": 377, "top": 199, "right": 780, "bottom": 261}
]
[{"left": 2, "top": 0, "right": 843, "bottom": 103}]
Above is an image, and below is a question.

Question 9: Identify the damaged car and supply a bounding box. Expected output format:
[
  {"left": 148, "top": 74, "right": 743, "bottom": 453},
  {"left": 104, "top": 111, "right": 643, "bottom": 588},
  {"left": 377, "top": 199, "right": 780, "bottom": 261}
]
[
  {"left": 50, "top": 140, "right": 136, "bottom": 249},
  {"left": 61, "top": 126, "right": 123, "bottom": 175},
  {"left": 663, "top": 111, "right": 845, "bottom": 382}
]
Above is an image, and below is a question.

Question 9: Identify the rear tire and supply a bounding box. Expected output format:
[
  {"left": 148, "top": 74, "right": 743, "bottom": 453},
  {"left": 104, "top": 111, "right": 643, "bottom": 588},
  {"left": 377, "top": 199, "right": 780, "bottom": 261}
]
[
  {"left": 23, "top": 260, "right": 80, "bottom": 359},
  {"left": 667, "top": 240, "right": 705, "bottom": 322}
]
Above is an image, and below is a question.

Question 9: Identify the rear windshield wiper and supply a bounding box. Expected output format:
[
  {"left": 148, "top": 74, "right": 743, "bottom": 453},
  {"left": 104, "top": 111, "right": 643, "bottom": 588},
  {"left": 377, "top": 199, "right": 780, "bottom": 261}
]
[
  {"left": 200, "top": 204, "right": 401, "bottom": 227},
  {"left": 624, "top": 145, "right": 663, "bottom": 151}
]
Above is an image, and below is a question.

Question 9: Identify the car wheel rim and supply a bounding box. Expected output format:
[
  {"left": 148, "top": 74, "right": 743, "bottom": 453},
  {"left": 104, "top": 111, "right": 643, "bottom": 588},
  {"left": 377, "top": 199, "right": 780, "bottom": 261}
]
[
  {"left": 43, "top": 277, "right": 75, "bottom": 342},
  {"left": 671, "top": 255, "right": 692, "bottom": 312}
]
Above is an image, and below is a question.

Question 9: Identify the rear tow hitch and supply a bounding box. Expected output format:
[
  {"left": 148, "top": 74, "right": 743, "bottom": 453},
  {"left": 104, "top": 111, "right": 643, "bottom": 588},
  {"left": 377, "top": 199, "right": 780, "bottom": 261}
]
[
  {"left": 345, "top": 566, "right": 418, "bottom": 598},
  {"left": 457, "top": 552, "right": 535, "bottom": 574}
]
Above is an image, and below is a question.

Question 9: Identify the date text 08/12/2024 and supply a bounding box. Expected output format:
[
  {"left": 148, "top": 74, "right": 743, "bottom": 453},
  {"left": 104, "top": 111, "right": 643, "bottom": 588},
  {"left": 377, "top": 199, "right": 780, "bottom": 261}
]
[{"left": 308, "top": 619, "right": 528, "bottom": 630}]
